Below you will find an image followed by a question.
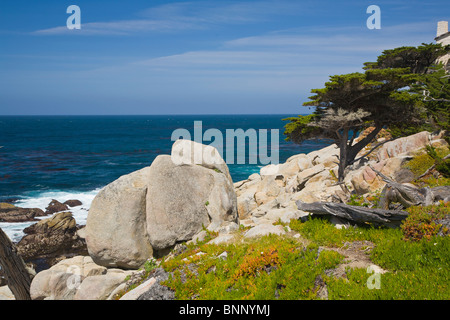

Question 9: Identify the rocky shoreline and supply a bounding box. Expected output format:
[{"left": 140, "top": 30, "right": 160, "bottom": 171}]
[{"left": 0, "top": 130, "right": 449, "bottom": 300}]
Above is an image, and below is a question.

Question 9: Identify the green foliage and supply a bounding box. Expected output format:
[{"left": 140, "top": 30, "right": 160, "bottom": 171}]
[
  {"left": 326, "top": 263, "right": 450, "bottom": 300},
  {"left": 401, "top": 202, "right": 450, "bottom": 241},
  {"left": 143, "top": 258, "right": 158, "bottom": 274},
  {"left": 160, "top": 234, "right": 344, "bottom": 300},
  {"left": 347, "top": 194, "right": 369, "bottom": 207},
  {"left": 415, "top": 66, "right": 450, "bottom": 132},
  {"left": 289, "top": 216, "right": 398, "bottom": 247},
  {"left": 364, "top": 43, "right": 450, "bottom": 74},
  {"left": 436, "top": 159, "right": 450, "bottom": 178},
  {"left": 403, "top": 146, "right": 450, "bottom": 177},
  {"left": 282, "top": 114, "right": 320, "bottom": 143},
  {"left": 291, "top": 215, "right": 450, "bottom": 300},
  {"left": 153, "top": 208, "right": 450, "bottom": 300},
  {"left": 425, "top": 145, "right": 450, "bottom": 178},
  {"left": 403, "top": 151, "right": 436, "bottom": 176},
  {"left": 414, "top": 175, "right": 450, "bottom": 188},
  {"left": 365, "top": 44, "right": 450, "bottom": 133}
]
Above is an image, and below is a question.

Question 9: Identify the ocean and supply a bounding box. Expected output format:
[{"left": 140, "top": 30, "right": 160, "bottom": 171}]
[{"left": 0, "top": 115, "right": 331, "bottom": 242}]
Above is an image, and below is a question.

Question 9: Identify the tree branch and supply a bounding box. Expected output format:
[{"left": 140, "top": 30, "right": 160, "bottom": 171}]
[{"left": 349, "top": 138, "right": 394, "bottom": 165}]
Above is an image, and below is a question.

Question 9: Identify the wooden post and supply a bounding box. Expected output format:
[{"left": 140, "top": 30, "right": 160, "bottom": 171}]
[{"left": 0, "top": 227, "right": 32, "bottom": 300}]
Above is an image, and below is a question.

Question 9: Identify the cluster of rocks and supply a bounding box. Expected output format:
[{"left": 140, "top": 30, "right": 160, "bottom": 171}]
[
  {"left": 1, "top": 130, "right": 448, "bottom": 300},
  {"left": 16, "top": 211, "right": 88, "bottom": 270},
  {"left": 0, "top": 199, "right": 81, "bottom": 223},
  {"left": 0, "top": 198, "right": 87, "bottom": 291},
  {"left": 235, "top": 130, "right": 448, "bottom": 226}
]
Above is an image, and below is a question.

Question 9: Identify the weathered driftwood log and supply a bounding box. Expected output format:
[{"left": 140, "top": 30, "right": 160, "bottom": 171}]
[
  {"left": 378, "top": 183, "right": 435, "bottom": 209},
  {"left": 369, "top": 165, "right": 448, "bottom": 209},
  {"left": 0, "top": 227, "right": 32, "bottom": 300},
  {"left": 296, "top": 200, "right": 409, "bottom": 226}
]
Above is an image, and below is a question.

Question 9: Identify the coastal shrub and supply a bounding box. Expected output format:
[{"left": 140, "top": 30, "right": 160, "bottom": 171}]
[
  {"left": 435, "top": 158, "right": 450, "bottom": 178},
  {"left": 403, "top": 146, "right": 449, "bottom": 177},
  {"left": 346, "top": 192, "right": 381, "bottom": 208},
  {"left": 160, "top": 234, "right": 344, "bottom": 300},
  {"left": 289, "top": 215, "right": 398, "bottom": 247},
  {"left": 328, "top": 232, "right": 450, "bottom": 299},
  {"left": 347, "top": 194, "right": 367, "bottom": 207},
  {"left": 413, "top": 175, "right": 450, "bottom": 188},
  {"left": 291, "top": 214, "right": 450, "bottom": 299},
  {"left": 404, "top": 152, "right": 436, "bottom": 176},
  {"left": 155, "top": 215, "right": 450, "bottom": 300},
  {"left": 326, "top": 264, "right": 450, "bottom": 300},
  {"left": 401, "top": 202, "right": 450, "bottom": 241}
]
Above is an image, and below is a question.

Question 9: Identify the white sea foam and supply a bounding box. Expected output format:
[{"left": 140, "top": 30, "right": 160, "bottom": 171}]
[{"left": 1, "top": 188, "right": 101, "bottom": 243}]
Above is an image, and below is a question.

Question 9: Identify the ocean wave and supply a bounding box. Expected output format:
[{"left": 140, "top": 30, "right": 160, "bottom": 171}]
[{"left": 2, "top": 188, "right": 101, "bottom": 242}]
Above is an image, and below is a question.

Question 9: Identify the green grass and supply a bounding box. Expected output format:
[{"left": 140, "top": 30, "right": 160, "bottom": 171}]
[
  {"left": 403, "top": 146, "right": 449, "bottom": 177},
  {"left": 289, "top": 215, "right": 398, "bottom": 247},
  {"left": 120, "top": 201, "right": 450, "bottom": 300},
  {"left": 326, "top": 265, "right": 450, "bottom": 300},
  {"left": 160, "top": 235, "right": 344, "bottom": 300},
  {"left": 291, "top": 215, "right": 450, "bottom": 300}
]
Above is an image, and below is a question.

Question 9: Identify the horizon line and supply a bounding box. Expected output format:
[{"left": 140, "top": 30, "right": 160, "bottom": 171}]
[{"left": 0, "top": 113, "right": 309, "bottom": 117}]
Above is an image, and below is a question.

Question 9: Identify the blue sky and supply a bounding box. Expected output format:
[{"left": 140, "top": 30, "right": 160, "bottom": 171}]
[{"left": 0, "top": 0, "right": 448, "bottom": 115}]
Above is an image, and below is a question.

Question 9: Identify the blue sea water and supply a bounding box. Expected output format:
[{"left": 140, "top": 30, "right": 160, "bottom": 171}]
[{"left": 0, "top": 115, "right": 330, "bottom": 241}]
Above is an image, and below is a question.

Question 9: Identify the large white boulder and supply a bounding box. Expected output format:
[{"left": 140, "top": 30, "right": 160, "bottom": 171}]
[
  {"left": 85, "top": 167, "right": 153, "bottom": 269},
  {"left": 30, "top": 256, "right": 108, "bottom": 300},
  {"left": 85, "top": 140, "right": 238, "bottom": 268},
  {"left": 145, "top": 154, "right": 238, "bottom": 250}
]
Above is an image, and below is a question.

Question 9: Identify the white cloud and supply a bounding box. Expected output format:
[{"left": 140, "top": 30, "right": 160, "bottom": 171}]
[
  {"left": 32, "top": 0, "right": 307, "bottom": 36},
  {"left": 33, "top": 19, "right": 201, "bottom": 36}
]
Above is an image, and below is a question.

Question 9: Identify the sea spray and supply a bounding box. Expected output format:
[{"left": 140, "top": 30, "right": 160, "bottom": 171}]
[{"left": 1, "top": 188, "right": 100, "bottom": 242}]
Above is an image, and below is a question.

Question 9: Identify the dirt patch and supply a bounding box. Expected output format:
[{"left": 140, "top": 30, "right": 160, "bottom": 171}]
[
  {"left": 324, "top": 240, "right": 386, "bottom": 278},
  {"left": 313, "top": 240, "right": 387, "bottom": 299}
]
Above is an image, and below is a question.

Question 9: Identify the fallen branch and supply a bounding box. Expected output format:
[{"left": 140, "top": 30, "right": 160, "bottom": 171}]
[
  {"left": 296, "top": 200, "right": 408, "bottom": 227},
  {"left": 417, "top": 154, "right": 450, "bottom": 179}
]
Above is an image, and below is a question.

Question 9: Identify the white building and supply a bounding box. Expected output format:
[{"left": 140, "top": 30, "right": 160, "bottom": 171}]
[{"left": 435, "top": 21, "right": 450, "bottom": 69}]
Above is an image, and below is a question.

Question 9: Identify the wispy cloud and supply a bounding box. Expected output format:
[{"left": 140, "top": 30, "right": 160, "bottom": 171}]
[
  {"left": 224, "top": 22, "right": 436, "bottom": 52},
  {"left": 32, "top": 0, "right": 307, "bottom": 36},
  {"left": 32, "top": 19, "right": 202, "bottom": 36}
]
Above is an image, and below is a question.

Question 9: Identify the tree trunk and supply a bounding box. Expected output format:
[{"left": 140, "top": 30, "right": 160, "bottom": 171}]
[
  {"left": 337, "top": 128, "right": 349, "bottom": 182},
  {"left": 296, "top": 201, "right": 409, "bottom": 227},
  {"left": 0, "top": 227, "right": 32, "bottom": 300},
  {"left": 337, "top": 126, "right": 382, "bottom": 183},
  {"left": 346, "top": 125, "right": 383, "bottom": 166}
]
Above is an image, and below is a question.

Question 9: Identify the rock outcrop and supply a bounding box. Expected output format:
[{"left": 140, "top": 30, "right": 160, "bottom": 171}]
[
  {"left": 85, "top": 166, "right": 153, "bottom": 270},
  {"left": 44, "top": 200, "right": 69, "bottom": 216},
  {"left": 235, "top": 130, "right": 448, "bottom": 226},
  {"left": 376, "top": 131, "right": 431, "bottom": 161},
  {"left": 29, "top": 255, "right": 133, "bottom": 300},
  {"left": 0, "top": 205, "right": 44, "bottom": 223},
  {"left": 145, "top": 154, "right": 237, "bottom": 251},
  {"left": 85, "top": 140, "right": 238, "bottom": 269},
  {"left": 63, "top": 200, "right": 82, "bottom": 207},
  {"left": 16, "top": 211, "right": 88, "bottom": 270}
]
